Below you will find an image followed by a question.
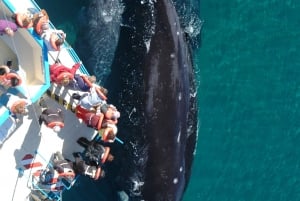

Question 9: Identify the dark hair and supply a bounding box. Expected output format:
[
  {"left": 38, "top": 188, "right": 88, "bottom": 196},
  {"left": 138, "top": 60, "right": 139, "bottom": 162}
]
[
  {"left": 0, "top": 68, "right": 6, "bottom": 75},
  {"left": 55, "top": 38, "right": 64, "bottom": 47},
  {"left": 11, "top": 77, "right": 20, "bottom": 86}
]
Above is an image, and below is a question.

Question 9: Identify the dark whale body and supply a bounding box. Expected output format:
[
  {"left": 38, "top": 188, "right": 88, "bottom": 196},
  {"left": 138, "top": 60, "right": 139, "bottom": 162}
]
[{"left": 104, "top": 0, "right": 198, "bottom": 200}]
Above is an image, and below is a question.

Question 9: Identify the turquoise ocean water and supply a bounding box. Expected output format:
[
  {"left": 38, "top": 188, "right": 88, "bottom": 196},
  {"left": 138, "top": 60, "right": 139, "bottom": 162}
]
[{"left": 36, "top": 1, "right": 300, "bottom": 200}]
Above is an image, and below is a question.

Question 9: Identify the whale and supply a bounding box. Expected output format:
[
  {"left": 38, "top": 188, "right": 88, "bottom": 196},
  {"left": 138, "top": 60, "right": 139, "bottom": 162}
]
[{"left": 103, "top": 0, "right": 199, "bottom": 200}]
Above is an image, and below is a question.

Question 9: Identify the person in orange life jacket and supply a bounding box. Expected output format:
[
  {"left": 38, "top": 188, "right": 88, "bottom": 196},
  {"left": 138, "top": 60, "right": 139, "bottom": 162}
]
[
  {"left": 41, "top": 29, "right": 66, "bottom": 51},
  {"left": 32, "top": 9, "right": 49, "bottom": 35},
  {"left": 40, "top": 151, "right": 76, "bottom": 185},
  {"left": 50, "top": 61, "right": 81, "bottom": 86},
  {"left": 38, "top": 107, "right": 64, "bottom": 133},
  {"left": 0, "top": 19, "right": 18, "bottom": 37},
  {"left": 11, "top": 12, "right": 33, "bottom": 28},
  {"left": 0, "top": 92, "right": 29, "bottom": 122},
  {"left": 73, "top": 137, "right": 114, "bottom": 180},
  {"left": 0, "top": 65, "right": 22, "bottom": 88}
]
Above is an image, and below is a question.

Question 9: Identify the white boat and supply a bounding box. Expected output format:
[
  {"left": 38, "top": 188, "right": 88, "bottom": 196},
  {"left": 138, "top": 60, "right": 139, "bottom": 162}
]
[{"left": 0, "top": 0, "right": 103, "bottom": 200}]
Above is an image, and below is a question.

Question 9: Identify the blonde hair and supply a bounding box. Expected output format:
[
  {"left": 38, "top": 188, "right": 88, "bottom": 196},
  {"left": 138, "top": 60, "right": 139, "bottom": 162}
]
[
  {"left": 60, "top": 77, "right": 70, "bottom": 86},
  {"left": 88, "top": 75, "right": 96, "bottom": 83}
]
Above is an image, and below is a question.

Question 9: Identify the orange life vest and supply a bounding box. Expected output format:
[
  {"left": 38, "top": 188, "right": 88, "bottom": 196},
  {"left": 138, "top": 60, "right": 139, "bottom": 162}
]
[
  {"left": 47, "top": 121, "right": 64, "bottom": 129},
  {"left": 15, "top": 13, "right": 33, "bottom": 28},
  {"left": 94, "top": 167, "right": 102, "bottom": 180},
  {"left": 34, "top": 16, "right": 48, "bottom": 35},
  {"left": 101, "top": 147, "right": 110, "bottom": 164}
]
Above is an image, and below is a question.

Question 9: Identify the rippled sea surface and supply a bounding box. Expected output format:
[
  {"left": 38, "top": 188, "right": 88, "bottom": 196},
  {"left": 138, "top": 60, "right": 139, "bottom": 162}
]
[{"left": 36, "top": 0, "right": 300, "bottom": 200}]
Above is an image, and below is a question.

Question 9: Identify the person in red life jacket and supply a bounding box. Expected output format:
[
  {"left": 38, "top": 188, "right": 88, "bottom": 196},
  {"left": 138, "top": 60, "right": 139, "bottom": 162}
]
[
  {"left": 11, "top": 12, "right": 33, "bottom": 28},
  {"left": 74, "top": 102, "right": 120, "bottom": 125},
  {"left": 41, "top": 29, "right": 66, "bottom": 51},
  {"left": 38, "top": 107, "right": 64, "bottom": 133},
  {"left": 0, "top": 19, "right": 18, "bottom": 37},
  {"left": 75, "top": 104, "right": 104, "bottom": 130},
  {"left": 73, "top": 137, "right": 114, "bottom": 180},
  {"left": 0, "top": 65, "right": 22, "bottom": 88},
  {"left": 75, "top": 105, "right": 118, "bottom": 143},
  {"left": 50, "top": 61, "right": 81, "bottom": 86}
]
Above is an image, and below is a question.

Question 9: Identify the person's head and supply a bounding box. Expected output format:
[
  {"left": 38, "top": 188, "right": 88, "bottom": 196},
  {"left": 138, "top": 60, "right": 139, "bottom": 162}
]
[
  {"left": 106, "top": 131, "right": 116, "bottom": 143},
  {"left": 53, "top": 125, "right": 61, "bottom": 133},
  {"left": 106, "top": 106, "right": 120, "bottom": 120},
  {"left": 88, "top": 75, "right": 96, "bottom": 83},
  {"left": 4, "top": 27, "right": 14, "bottom": 37},
  {"left": 15, "top": 103, "right": 28, "bottom": 115},
  {"left": 55, "top": 38, "right": 64, "bottom": 47},
  {"left": 60, "top": 76, "right": 70, "bottom": 86}
]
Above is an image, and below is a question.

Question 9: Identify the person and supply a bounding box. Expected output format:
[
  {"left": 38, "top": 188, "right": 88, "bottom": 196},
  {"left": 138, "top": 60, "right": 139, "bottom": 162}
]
[
  {"left": 97, "top": 124, "right": 118, "bottom": 143},
  {"left": 74, "top": 106, "right": 118, "bottom": 143},
  {"left": 71, "top": 73, "right": 108, "bottom": 96},
  {"left": 72, "top": 86, "right": 107, "bottom": 111},
  {"left": 0, "top": 19, "right": 18, "bottom": 36},
  {"left": 50, "top": 61, "right": 81, "bottom": 86},
  {"left": 0, "top": 92, "right": 29, "bottom": 122},
  {"left": 41, "top": 29, "right": 66, "bottom": 51},
  {"left": 11, "top": 12, "right": 33, "bottom": 28},
  {"left": 99, "top": 103, "right": 120, "bottom": 125},
  {"left": 38, "top": 106, "right": 64, "bottom": 133},
  {"left": 32, "top": 9, "right": 49, "bottom": 35},
  {"left": 73, "top": 137, "right": 114, "bottom": 180},
  {"left": 75, "top": 102, "right": 120, "bottom": 124},
  {"left": 0, "top": 65, "right": 22, "bottom": 88},
  {"left": 72, "top": 152, "right": 104, "bottom": 180},
  {"left": 40, "top": 151, "right": 76, "bottom": 186},
  {"left": 75, "top": 105, "right": 104, "bottom": 130}
]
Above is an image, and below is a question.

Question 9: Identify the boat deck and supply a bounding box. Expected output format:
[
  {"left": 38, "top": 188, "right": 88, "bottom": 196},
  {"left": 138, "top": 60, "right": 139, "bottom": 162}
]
[{"left": 0, "top": 0, "right": 98, "bottom": 200}]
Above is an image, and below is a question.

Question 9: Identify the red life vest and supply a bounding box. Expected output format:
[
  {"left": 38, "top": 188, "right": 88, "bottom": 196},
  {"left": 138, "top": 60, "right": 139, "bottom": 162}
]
[
  {"left": 0, "top": 73, "right": 22, "bottom": 87},
  {"left": 34, "top": 16, "right": 48, "bottom": 35}
]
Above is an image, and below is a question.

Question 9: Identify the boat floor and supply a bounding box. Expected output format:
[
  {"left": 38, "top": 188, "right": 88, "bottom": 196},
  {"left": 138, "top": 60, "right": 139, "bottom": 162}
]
[{"left": 0, "top": 85, "right": 97, "bottom": 201}]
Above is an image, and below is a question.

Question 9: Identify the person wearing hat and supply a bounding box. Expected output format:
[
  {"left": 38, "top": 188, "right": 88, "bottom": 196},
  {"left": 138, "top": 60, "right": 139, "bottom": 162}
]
[{"left": 38, "top": 105, "right": 64, "bottom": 133}]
